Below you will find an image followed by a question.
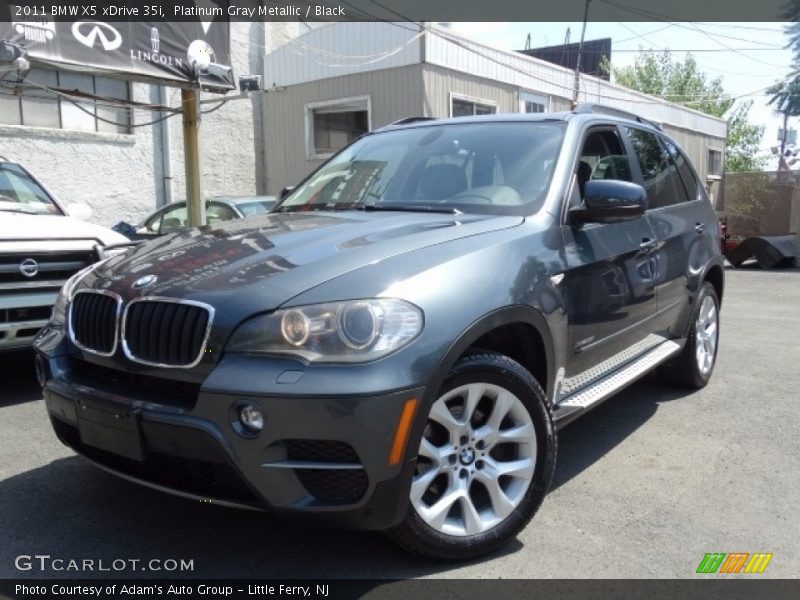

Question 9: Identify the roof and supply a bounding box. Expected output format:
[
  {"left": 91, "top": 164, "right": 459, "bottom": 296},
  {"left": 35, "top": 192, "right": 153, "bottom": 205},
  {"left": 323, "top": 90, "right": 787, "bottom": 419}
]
[{"left": 264, "top": 22, "right": 727, "bottom": 140}]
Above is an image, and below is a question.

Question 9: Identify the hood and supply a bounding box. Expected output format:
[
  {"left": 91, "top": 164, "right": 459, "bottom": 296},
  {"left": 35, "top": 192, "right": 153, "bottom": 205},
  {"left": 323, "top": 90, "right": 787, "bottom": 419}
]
[
  {"left": 90, "top": 211, "right": 523, "bottom": 314},
  {"left": 0, "top": 213, "right": 127, "bottom": 245}
]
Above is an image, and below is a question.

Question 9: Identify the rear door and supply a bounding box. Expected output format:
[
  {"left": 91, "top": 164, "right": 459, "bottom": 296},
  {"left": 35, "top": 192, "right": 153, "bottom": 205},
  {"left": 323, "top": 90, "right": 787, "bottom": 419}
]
[
  {"left": 561, "top": 125, "right": 659, "bottom": 380},
  {"left": 624, "top": 127, "right": 715, "bottom": 337}
]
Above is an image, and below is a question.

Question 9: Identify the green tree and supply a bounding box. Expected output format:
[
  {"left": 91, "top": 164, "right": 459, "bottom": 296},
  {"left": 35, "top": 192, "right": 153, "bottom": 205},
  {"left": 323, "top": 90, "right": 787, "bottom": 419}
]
[
  {"left": 766, "top": 77, "right": 800, "bottom": 163},
  {"left": 603, "top": 50, "right": 765, "bottom": 172}
]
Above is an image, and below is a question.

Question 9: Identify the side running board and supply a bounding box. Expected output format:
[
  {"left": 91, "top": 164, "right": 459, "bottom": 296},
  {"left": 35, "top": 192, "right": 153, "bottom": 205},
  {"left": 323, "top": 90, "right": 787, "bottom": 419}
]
[{"left": 554, "top": 340, "right": 682, "bottom": 426}]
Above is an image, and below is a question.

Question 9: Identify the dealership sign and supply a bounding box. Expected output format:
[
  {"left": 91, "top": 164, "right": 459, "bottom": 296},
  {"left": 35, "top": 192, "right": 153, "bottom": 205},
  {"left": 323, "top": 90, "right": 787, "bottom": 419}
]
[{"left": 1, "top": 12, "right": 233, "bottom": 89}]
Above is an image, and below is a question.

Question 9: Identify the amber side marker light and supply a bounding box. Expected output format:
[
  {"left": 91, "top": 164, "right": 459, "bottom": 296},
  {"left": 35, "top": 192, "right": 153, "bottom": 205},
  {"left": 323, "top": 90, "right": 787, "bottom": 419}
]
[{"left": 388, "top": 398, "right": 418, "bottom": 465}]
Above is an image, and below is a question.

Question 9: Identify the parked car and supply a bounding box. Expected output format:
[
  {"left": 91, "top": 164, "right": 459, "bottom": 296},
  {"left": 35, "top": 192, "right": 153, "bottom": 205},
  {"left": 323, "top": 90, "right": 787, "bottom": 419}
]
[
  {"left": 0, "top": 156, "right": 128, "bottom": 351},
  {"left": 34, "top": 105, "right": 723, "bottom": 560},
  {"left": 115, "top": 195, "right": 277, "bottom": 239}
]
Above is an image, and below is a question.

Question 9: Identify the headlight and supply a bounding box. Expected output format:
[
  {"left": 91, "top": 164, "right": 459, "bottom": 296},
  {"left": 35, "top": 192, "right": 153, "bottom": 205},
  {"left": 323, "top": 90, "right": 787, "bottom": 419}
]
[{"left": 226, "top": 298, "right": 423, "bottom": 363}]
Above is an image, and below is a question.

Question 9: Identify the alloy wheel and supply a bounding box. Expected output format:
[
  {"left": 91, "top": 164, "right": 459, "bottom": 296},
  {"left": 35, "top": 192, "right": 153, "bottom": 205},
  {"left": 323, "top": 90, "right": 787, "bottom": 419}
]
[
  {"left": 695, "top": 294, "right": 718, "bottom": 375},
  {"left": 410, "top": 382, "right": 537, "bottom": 537}
]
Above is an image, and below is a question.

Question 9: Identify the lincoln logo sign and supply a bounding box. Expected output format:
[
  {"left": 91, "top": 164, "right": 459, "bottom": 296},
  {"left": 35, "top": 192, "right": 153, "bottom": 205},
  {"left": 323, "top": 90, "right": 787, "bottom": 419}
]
[{"left": 71, "top": 21, "right": 122, "bottom": 51}]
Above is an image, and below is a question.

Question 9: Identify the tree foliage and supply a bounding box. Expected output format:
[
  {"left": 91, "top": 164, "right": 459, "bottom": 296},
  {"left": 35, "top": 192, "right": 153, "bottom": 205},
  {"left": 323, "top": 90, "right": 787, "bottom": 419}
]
[
  {"left": 603, "top": 50, "right": 765, "bottom": 172},
  {"left": 766, "top": 77, "right": 800, "bottom": 118}
]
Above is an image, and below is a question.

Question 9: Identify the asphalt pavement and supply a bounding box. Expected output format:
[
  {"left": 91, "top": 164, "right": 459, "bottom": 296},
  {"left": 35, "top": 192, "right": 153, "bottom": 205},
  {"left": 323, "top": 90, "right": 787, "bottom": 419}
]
[{"left": 1, "top": 267, "right": 798, "bottom": 579}]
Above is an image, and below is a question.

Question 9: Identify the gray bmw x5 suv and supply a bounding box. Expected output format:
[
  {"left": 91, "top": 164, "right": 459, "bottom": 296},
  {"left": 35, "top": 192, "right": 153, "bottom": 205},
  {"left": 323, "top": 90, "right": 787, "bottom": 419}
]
[{"left": 34, "top": 105, "right": 723, "bottom": 560}]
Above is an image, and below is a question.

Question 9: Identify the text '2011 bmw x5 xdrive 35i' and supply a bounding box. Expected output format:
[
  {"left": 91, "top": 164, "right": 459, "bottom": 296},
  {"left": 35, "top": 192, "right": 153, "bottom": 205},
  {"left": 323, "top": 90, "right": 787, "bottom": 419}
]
[{"left": 34, "top": 105, "right": 723, "bottom": 560}]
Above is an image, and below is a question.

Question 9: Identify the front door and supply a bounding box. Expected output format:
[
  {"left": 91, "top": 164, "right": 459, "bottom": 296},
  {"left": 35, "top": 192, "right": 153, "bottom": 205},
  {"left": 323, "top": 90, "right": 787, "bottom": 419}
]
[{"left": 561, "top": 126, "right": 659, "bottom": 386}]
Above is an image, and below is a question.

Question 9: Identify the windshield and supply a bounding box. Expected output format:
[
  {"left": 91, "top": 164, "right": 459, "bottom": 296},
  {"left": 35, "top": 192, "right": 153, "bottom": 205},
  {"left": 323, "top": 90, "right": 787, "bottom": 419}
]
[
  {"left": 278, "top": 121, "right": 565, "bottom": 216},
  {"left": 0, "top": 163, "right": 62, "bottom": 215}
]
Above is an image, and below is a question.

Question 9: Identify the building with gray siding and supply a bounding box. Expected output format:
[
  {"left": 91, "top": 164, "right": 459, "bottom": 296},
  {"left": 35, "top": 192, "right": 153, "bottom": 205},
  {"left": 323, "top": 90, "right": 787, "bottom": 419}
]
[{"left": 263, "top": 23, "right": 727, "bottom": 206}]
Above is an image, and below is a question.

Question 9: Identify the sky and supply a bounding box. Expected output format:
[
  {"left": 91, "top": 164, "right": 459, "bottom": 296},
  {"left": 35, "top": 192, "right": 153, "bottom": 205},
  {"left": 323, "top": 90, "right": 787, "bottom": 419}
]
[{"left": 447, "top": 21, "right": 794, "bottom": 169}]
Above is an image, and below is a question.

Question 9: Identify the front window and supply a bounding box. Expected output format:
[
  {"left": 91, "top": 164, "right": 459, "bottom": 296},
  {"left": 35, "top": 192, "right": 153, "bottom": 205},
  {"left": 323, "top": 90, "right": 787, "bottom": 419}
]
[
  {"left": 0, "top": 163, "right": 62, "bottom": 215},
  {"left": 279, "top": 121, "right": 566, "bottom": 216}
]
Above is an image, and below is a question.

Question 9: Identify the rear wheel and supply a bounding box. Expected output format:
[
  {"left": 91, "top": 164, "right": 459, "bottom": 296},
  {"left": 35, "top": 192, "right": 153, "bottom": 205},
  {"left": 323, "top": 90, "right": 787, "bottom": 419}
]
[
  {"left": 388, "top": 352, "right": 556, "bottom": 560},
  {"left": 660, "top": 282, "right": 720, "bottom": 388}
]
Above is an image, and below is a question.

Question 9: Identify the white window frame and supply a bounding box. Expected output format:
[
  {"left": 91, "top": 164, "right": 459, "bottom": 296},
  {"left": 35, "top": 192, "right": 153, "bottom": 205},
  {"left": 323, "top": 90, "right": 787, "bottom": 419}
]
[
  {"left": 707, "top": 147, "right": 723, "bottom": 180},
  {"left": 449, "top": 92, "right": 499, "bottom": 118},
  {"left": 304, "top": 95, "right": 372, "bottom": 160},
  {"left": 519, "top": 91, "right": 549, "bottom": 114}
]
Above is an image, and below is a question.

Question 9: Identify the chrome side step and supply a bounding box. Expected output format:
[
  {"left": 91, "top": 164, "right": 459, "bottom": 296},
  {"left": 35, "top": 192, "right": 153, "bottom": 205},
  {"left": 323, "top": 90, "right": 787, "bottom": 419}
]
[{"left": 557, "top": 340, "right": 681, "bottom": 410}]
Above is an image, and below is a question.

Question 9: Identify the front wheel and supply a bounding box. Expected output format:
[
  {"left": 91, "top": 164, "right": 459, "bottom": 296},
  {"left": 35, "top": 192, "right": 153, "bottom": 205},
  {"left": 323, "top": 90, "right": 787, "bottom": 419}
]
[{"left": 387, "top": 352, "right": 556, "bottom": 560}]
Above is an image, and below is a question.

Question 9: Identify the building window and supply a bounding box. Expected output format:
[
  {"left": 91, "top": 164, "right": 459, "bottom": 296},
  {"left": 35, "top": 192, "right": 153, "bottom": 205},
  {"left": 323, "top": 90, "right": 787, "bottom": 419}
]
[
  {"left": 306, "top": 96, "right": 371, "bottom": 159},
  {"left": 520, "top": 92, "right": 548, "bottom": 113},
  {"left": 708, "top": 149, "right": 723, "bottom": 178},
  {"left": 0, "top": 67, "right": 131, "bottom": 134},
  {"left": 451, "top": 95, "right": 498, "bottom": 118}
]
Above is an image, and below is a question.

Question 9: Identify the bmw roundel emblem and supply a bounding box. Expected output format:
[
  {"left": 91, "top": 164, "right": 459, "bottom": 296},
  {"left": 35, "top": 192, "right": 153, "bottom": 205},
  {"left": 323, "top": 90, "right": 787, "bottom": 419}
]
[{"left": 132, "top": 274, "right": 157, "bottom": 289}]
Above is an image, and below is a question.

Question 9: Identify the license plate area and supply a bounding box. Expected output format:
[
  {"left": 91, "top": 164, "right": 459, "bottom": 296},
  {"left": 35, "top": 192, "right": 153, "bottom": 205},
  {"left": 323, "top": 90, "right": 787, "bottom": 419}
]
[{"left": 76, "top": 397, "right": 145, "bottom": 462}]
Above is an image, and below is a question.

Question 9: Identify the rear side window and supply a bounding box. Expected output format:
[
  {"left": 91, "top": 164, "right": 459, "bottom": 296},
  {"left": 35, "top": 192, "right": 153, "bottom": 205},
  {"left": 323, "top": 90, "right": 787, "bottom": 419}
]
[
  {"left": 626, "top": 127, "right": 686, "bottom": 209},
  {"left": 661, "top": 137, "right": 700, "bottom": 201}
]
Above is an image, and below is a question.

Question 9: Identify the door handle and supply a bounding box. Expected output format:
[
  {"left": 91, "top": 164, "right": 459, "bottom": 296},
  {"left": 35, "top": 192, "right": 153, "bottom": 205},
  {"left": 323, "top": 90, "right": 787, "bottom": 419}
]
[
  {"left": 640, "top": 238, "right": 657, "bottom": 252},
  {"left": 695, "top": 223, "right": 705, "bottom": 234}
]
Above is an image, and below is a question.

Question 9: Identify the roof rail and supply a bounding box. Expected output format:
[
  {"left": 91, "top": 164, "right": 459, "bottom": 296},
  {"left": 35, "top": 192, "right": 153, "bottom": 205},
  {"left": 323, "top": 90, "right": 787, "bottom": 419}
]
[
  {"left": 573, "top": 103, "right": 662, "bottom": 131},
  {"left": 389, "top": 117, "right": 437, "bottom": 126}
]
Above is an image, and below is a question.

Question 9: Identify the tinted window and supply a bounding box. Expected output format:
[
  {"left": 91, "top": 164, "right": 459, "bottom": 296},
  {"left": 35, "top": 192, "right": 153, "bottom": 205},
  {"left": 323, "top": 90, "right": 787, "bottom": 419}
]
[
  {"left": 572, "top": 128, "right": 634, "bottom": 205},
  {"left": 661, "top": 137, "right": 700, "bottom": 201},
  {"left": 207, "top": 202, "right": 238, "bottom": 224},
  {"left": 626, "top": 128, "right": 685, "bottom": 209}
]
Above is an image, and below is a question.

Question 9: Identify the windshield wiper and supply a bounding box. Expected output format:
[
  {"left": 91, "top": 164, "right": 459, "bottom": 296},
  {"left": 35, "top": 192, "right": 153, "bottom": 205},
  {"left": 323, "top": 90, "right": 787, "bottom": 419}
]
[{"left": 358, "top": 203, "right": 463, "bottom": 215}]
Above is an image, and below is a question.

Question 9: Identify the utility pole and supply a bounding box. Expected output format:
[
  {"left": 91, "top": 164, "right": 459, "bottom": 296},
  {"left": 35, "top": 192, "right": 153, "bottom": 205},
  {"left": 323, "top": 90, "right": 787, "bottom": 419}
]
[
  {"left": 182, "top": 88, "right": 206, "bottom": 228},
  {"left": 572, "top": 0, "right": 592, "bottom": 107}
]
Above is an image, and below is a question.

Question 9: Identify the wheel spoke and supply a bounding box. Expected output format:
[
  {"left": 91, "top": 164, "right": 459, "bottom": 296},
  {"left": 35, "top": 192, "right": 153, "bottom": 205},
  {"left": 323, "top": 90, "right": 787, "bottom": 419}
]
[
  {"left": 487, "top": 457, "right": 535, "bottom": 481},
  {"left": 410, "top": 465, "right": 441, "bottom": 503},
  {"left": 475, "top": 471, "right": 516, "bottom": 519},
  {"left": 460, "top": 495, "right": 483, "bottom": 535},
  {"left": 487, "top": 389, "right": 516, "bottom": 430},
  {"left": 421, "top": 488, "right": 461, "bottom": 530},
  {"left": 428, "top": 399, "right": 460, "bottom": 434},
  {"left": 419, "top": 437, "right": 447, "bottom": 463},
  {"left": 462, "top": 384, "right": 484, "bottom": 425}
]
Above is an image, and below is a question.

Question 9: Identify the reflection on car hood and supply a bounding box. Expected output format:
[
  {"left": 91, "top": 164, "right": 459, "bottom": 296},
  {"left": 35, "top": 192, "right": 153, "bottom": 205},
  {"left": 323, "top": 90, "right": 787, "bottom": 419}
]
[{"left": 90, "top": 211, "right": 523, "bottom": 312}]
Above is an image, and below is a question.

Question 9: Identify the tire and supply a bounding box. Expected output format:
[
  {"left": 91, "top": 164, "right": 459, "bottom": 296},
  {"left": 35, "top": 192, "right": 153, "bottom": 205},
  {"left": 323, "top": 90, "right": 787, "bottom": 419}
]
[
  {"left": 660, "top": 282, "right": 720, "bottom": 388},
  {"left": 387, "top": 352, "right": 556, "bottom": 560}
]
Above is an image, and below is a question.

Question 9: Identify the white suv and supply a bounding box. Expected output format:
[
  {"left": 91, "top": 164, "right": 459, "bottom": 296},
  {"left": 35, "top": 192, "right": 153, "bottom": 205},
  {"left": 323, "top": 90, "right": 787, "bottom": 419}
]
[{"left": 0, "top": 157, "right": 128, "bottom": 351}]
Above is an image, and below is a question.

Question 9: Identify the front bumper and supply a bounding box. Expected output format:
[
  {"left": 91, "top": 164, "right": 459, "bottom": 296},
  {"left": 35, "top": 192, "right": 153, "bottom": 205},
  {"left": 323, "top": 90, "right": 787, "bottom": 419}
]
[{"left": 39, "top": 350, "right": 424, "bottom": 531}]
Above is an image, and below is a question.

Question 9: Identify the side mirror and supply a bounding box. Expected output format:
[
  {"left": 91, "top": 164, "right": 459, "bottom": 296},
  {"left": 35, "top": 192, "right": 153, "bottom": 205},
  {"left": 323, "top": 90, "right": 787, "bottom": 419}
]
[
  {"left": 279, "top": 186, "right": 295, "bottom": 200},
  {"left": 66, "top": 202, "right": 92, "bottom": 221},
  {"left": 569, "top": 180, "right": 646, "bottom": 224}
]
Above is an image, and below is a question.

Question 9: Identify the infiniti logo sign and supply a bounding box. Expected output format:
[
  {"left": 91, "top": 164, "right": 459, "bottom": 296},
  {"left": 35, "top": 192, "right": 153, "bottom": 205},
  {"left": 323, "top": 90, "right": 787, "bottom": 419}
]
[
  {"left": 19, "top": 258, "right": 38, "bottom": 278},
  {"left": 71, "top": 21, "right": 122, "bottom": 51}
]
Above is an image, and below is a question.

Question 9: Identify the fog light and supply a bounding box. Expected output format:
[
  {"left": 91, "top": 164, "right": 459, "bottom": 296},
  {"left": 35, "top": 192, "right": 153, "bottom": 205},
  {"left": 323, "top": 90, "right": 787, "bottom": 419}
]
[{"left": 239, "top": 404, "right": 264, "bottom": 433}]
